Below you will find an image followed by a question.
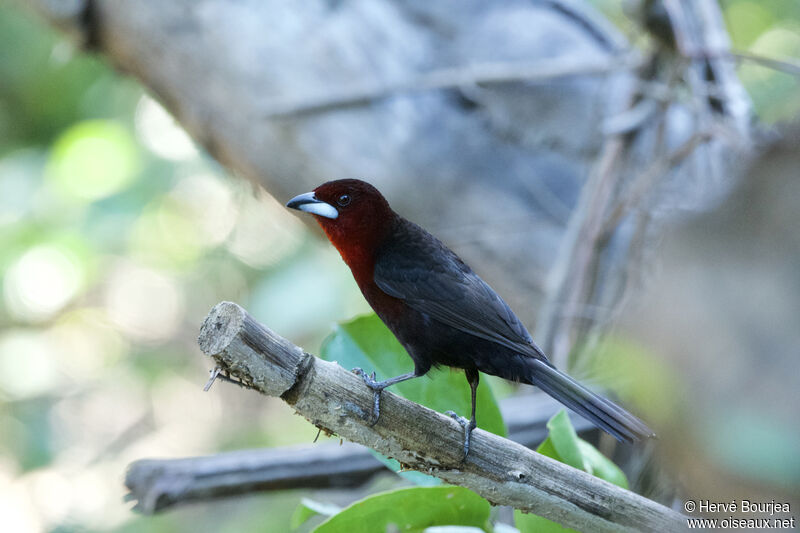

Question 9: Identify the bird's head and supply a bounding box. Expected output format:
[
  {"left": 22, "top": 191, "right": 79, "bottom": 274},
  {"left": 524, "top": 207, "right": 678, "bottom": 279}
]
[{"left": 286, "top": 179, "right": 394, "bottom": 254}]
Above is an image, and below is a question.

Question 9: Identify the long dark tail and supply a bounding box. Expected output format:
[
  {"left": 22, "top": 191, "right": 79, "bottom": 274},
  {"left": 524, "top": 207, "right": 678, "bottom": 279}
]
[{"left": 527, "top": 358, "right": 655, "bottom": 443}]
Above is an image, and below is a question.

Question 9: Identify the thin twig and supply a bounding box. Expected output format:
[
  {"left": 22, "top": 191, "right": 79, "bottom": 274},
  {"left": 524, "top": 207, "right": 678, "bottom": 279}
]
[
  {"left": 534, "top": 109, "right": 643, "bottom": 368},
  {"left": 680, "top": 49, "right": 800, "bottom": 78},
  {"left": 664, "top": 0, "right": 753, "bottom": 136},
  {"left": 261, "top": 55, "right": 640, "bottom": 119},
  {"left": 535, "top": 0, "right": 753, "bottom": 372},
  {"left": 204, "top": 366, "right": 252, "bottom": 391},
  {"left": 203, "top": 367, "right": 221, "bottom": 391},
  {"left": 729, "top": 50, "right": 800, "bottom": 78},
  {"left": 600, "top": 130, "right": 713, "bottom": 236}
]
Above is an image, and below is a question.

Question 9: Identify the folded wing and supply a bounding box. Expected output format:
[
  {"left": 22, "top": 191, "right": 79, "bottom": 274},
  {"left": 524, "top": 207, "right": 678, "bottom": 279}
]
[{"left": 374, "top": 218, "right": 547, "bottom": 361}]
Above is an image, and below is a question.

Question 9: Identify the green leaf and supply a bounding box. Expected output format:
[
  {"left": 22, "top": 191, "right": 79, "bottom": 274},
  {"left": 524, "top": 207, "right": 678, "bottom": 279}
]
[
  {"left": 535, "top": 434, "right": 559, "bottom": 460},
  {"left": 577, "top": 440, "right": 628, "bottom": 489},
  {"left": 587, "top": 335, "right": 679, "bottom": 423},
  {"left": 320, "top": 314, "right": 507, "bottom": 484},
  {"left": 291, "top": 498, "right": 342, "bottom": 529},
  {"left": 517, "top": 411, "right": 630, "bottom": 532},
  {"left": 544, "top": 410, "right": 586, "bottom": 471},
  {"left": 313, "top": 486, "right": 490, "bottom": 533},
  {"left": 540, "top": 411, "right": 627, "bottom": 488},
  {"left": 514, "top": 510, "right": 575, "bottom": 533}
]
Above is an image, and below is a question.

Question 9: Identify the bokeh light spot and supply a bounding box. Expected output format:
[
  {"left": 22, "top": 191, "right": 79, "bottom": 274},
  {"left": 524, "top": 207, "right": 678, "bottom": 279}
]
[
  {"left": 47, "top": 120, "right": 139, "bottom": 201},
  {"left": 725, "top": 1, "right": 774, "bottom": 47},
  {"left": 4, "top": 244, "right": 84, "bottom": 321},
  {"left": 227, "top": 190, "right": 303, "bottom": 268},
  {"left": 135, "top": 95, "right": 198, "bottom": 161},
  {"left": 0, "top": 477, "right": 41, "bottom": 533},
  {"left": 129, "top": 197, "right": 205, "bottom": 268},
  {"left": 738, "top": 24, "right": 800, "bottom": 121},
  {"left": 104, "top": 262, "right": 184, "bottom": 342},
  {"left": 50, "top": 309, "right": 127, "bottom": 380},
  {"left": 0, "top": 330, "right": 60, "bottom": 399},
  {"left": 172, "top": 173, "right": 237, "bottom": 246}
]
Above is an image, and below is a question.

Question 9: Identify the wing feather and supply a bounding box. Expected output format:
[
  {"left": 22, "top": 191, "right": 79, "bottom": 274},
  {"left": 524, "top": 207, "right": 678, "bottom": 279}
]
[{"left": 374, "top": 219, "right": 545, "bottom": 359}]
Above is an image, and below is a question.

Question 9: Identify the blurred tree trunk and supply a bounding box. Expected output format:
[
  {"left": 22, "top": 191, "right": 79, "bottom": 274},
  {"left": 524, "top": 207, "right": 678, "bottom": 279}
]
[{"left": 22, "top": 0, "right": 751, "bottom": 367}]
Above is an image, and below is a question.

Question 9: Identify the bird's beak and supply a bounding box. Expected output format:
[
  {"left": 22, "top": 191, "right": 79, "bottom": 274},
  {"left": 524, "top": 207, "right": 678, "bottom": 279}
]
[{"left": 285, "top": 192, "right": 339, "bottom": 219}]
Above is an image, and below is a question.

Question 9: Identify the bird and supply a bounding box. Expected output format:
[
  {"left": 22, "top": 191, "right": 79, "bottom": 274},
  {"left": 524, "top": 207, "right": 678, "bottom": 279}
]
[{"left": 287, "top": 179, "right": 654, "bottom": 457}]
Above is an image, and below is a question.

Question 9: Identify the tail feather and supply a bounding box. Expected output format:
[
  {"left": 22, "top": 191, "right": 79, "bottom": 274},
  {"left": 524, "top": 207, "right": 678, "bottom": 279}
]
[{"left": 527, "top": 358, "right": 655, "bottom": 443}]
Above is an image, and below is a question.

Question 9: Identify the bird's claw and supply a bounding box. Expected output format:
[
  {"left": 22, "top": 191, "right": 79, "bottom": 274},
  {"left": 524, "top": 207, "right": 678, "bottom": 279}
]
[
  {"left": 445, "top": 410, "right": 477, "bottom": 460},
  {"left": 352, "top": 367, "right": 382, "bottom": 390},
  {"left": 351, "top": 367, "right": 382, "bottom": 425}
]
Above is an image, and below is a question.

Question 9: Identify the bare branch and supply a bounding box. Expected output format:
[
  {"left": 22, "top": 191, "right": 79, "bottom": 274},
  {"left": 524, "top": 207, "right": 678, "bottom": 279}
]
[
  {"left": 186, "top": 301, "right": 684, "bottom": 532},
  {"left": 535, "top": 0, "right": 752, "bottom": 370},
  {"left": 600, "top": 129, "right": 713, "bottom": 235},
  {"left": 730, "top": 50, "right": 800, "bottom": 78},
  {"left": 663, "top": 0, "right": 753, "bottom": 136},
  {"left": 125, "top": 442, "right": 382, "bottom": 514},
  {"left": 534, "top": 128, "right": 638, "bottom": 368},
  {"left": 124, "top": 394, "right": 595, "bottom": 513},
  {"left": 259, "top": 55, "right": 640, "bottom": 119}
]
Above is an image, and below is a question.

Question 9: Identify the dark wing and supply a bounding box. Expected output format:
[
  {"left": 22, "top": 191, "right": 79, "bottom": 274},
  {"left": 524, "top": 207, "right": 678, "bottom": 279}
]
[{"left": 373, "top": 218, "right": 546, "bottom": 360}]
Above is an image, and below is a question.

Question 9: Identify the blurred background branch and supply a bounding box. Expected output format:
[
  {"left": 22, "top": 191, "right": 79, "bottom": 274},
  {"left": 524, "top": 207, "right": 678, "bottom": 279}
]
[
  {"left": 125, "top": 394, "right": 594, "bottom": 514},
  {"left": 536, "top": 0, "right": 753, "bottom": 370}
]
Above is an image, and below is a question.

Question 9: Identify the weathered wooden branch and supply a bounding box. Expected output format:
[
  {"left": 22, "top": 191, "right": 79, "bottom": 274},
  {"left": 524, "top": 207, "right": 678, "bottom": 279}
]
[
  {"left": 124, "top": 394, "right": 595, "bottom": 513},
  {"left": 192, "top": 301, "right": 684, "bottom": 532},
  {"left": 124, "top": 442, "right": 380, "bottom": 514}
]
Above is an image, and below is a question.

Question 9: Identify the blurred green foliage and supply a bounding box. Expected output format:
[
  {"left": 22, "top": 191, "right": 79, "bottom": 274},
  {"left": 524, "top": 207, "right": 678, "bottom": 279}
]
[
  {"left": 585, "top": 335, "right": 682, "bottom": 425},
  {"left": 0, "top": 0, "right": 798, "bottom": 531},
  {"left": 0, "top": 4, "right": 367, "bottom": 532},
  {"left": 723, "top": 0, "right": 800, "bottom": 121},
  {"left": 702, "top": 407, "right": 800, "bottom": 488},
  {"left": 589, "top": 0, "right": 800, "bottom": 121}
]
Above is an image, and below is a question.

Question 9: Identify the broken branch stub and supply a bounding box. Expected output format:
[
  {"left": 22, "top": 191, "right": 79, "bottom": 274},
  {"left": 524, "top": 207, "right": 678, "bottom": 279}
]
[{"left": 198, "top": 301, "right": 310, "bottom": 397}]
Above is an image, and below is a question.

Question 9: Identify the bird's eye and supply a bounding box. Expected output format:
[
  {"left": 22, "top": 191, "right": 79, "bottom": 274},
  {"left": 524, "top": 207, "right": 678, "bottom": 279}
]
[{"left": 337, "top": 194, "right": 351, "bottom": 207}]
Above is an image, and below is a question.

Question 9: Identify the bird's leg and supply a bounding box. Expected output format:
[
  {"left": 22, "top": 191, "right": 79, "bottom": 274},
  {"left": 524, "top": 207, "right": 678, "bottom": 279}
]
[
  {"left": 351, "top": 368, "right": 418, "bottom": 425},
  {"left": 445, "top": 368, "right": 479, "bottom": 460}
]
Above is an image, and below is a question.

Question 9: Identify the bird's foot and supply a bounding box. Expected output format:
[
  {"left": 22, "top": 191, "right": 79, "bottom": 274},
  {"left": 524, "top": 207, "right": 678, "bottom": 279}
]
[
  {"left": 352, "top": 367, "right": 384, "bottom": 425},
  {"left": 445, "top": 410, "right": 477, "bottom": 460},
  {"left": 352, "top": 367, "right": 382, "bottom": 388}
]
